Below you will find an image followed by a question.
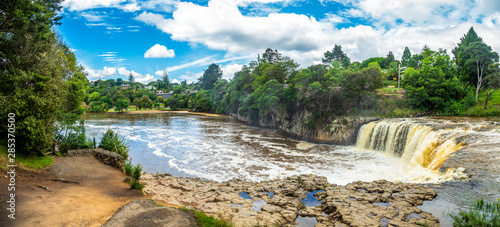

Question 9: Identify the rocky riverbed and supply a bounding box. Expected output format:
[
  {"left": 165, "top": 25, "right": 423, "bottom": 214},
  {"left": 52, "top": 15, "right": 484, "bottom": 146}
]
[{"left": 142, "top": 173, "right": 440, "bottom": 226}]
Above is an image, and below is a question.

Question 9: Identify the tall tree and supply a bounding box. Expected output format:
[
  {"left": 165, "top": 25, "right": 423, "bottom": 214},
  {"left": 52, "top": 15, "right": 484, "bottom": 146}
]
[
  {"left": 0, "top": 0, "right": 89, "bottom": 155},
  {"left": 453, "top": 27, "right": 485, "bottom": 86},
  {"left": 128, "top": 73, "right": 134, "bottom": 83},
  {"left": 401, "top": 47, "right": 412, "bottom": 67},
  {"left": 162, "top": 71, "right": 170, "bottom": 90},
  {"left": 322, "top": 45, "right": 351, "bottom": 67},
  {"left": 464, "top": 41, "right": 499, "bottom": 101},
  {"left": 199, "top": 63, "right": 223, "bottom": 90},
  {"left": 381, "top": 51, "right": 396, "bottom": 69}
]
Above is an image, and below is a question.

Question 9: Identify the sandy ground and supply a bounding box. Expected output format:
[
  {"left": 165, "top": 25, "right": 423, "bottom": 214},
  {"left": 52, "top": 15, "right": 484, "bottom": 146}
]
[{"left": 0, "top": 156, "right": 143, "bottom": 227}]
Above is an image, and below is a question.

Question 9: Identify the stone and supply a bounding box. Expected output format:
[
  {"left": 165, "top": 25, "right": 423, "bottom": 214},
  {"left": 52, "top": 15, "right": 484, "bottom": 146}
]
[{"left": 103, "top": 199, "right": 197, "bottom": 227}]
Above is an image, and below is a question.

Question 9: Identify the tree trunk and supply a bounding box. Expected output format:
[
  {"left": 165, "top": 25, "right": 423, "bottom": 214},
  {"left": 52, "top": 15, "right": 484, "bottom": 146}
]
[{"left": 484, "top": 91, "right": 490, "bottom": 109}]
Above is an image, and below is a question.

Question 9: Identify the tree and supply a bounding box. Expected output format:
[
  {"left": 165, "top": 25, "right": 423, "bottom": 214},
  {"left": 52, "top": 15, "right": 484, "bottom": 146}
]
[
  {"left": 453, "top": 27, "right": 483, "bottom": 86},
  {"left": 484, "top": 63, "right": 500, "bottom": 109},
  {"left": 0, "top": 0, "right": 90, "bottom": 155},
  {"left": 128, "top": 73, "right": 134, "bottom": 83},
  {"left": 341, "top": 63, "right": 383, "bottom": 106},
  {"left": 115, "top": 99, "right": 130, "bottom": 112},
  {"left": 464, "top": 41, "right": 499, "bottom": 101},
  {"left": 322, "top": 45, "right": 351, "bottom": 67},
  {"left": 199, "top": 63, "right": 223, "bottom": 90},
  {"left": 162, "top": 71, "right": 170, "bottom": 90},
  {"left": 401, "top": 47, "right": 412, "bottom": 68},
  {"left": 381, "top": 51, "right": 395, "bottom": 69},
  {"left": 403, "top": 51, "right": 466, "bottom": 113}
]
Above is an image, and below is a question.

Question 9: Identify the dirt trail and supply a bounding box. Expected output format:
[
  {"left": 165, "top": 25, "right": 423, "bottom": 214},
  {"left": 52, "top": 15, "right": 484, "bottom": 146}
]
[{"left": 0, "top": 156, "right": 143, "bottom": 226}]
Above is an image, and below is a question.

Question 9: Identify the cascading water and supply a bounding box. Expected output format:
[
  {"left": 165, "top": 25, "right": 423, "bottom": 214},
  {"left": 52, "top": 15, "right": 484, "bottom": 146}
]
[{"left": 356, "top": 119, "right": 466, "bottom": 171}]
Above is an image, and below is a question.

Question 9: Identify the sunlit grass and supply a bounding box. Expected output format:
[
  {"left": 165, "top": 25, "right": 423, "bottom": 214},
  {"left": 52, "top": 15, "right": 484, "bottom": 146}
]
[{"left": 0, "top": 143, "right": 54, "bottom": 171}]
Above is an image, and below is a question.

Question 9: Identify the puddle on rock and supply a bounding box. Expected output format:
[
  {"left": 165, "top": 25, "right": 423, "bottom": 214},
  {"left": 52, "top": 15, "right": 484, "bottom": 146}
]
[
  {"left": 380, "top": 217, "right": 390, "bottom": 227},
  {"left": 295, "top": 216, "right": 318, "bottom": 227},
  {"left": 406, "top": 213, "right": 422, "bottom": 221},
  {"left": 262, "top": 191, "right": 274, "bottom": 198},
  {"left": 251, "top": 199, "right": 267, "bottom": 212},
  {"left": 239, "top": 191, "right": 253, "bottom": 199},
  {"left": 230, "top": 203, "right": 244, "bottom": 208},
  {"left": 302, "top": 190, "right": 324, "bottom": 207},
  {"left": 373, "top": 202, "right": 391, "bottom": 207}
]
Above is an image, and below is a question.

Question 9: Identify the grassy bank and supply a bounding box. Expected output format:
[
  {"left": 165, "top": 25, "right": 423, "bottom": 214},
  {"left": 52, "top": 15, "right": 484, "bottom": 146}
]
[{"left": 0, "top": 142, "right": 54, "bottom": 171}]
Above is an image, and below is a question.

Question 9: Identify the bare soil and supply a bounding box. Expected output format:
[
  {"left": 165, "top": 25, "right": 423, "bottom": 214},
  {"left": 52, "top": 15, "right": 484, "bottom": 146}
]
[{"left": 0, "top": 156, "right": 143, "bottom": 226}]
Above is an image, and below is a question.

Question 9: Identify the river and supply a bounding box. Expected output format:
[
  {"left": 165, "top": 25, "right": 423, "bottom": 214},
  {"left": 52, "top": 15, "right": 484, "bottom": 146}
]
[{"left": 84, "top": 112, "right": 500, "bottom": 226}]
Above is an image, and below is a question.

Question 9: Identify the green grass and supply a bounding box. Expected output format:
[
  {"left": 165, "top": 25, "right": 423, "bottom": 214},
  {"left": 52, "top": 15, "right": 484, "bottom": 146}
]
[
  {"left": 0, "top": 143, "right": 54, "bottom": 171},
  {"left": 449, "top": 199, "right": 500, "bottom": 226},
  {"left": 180, "top": 208, "right": 233, "bottom": 227},
  {"left": 466, "top": 89, "right": 500, "bottom": 116}
]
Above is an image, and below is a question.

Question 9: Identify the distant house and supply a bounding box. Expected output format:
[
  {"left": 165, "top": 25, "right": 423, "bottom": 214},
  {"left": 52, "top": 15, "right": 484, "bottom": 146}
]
[
  {"left": 89, "top": 81, "right": 95, "bottom": 86},
  {"left": 157, "top": 91, "right": 174, "bottom": 100},
  {"left": 121, "top": 83, "right": 130, "bottom": 89}
]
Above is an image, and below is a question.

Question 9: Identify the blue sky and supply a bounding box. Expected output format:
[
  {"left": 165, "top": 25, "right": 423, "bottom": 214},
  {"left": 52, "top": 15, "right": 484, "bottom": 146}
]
[{"left": 58, "top": 0, "right": 500, "bottom": 84}]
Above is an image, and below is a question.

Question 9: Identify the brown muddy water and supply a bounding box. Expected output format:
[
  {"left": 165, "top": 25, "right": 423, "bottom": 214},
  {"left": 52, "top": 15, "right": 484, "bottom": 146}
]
[{"left": 84, "top": 112, "right": 500, "bottom": 226}]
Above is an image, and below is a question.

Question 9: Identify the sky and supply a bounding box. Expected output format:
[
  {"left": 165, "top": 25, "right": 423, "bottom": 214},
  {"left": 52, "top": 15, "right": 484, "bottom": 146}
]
[{"left": 57, "top": 0, "right": 500, "bottom": 84}]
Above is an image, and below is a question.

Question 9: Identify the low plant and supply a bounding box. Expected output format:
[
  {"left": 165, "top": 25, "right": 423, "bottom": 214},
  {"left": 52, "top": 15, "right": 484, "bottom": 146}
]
[
  {"left": 180, "top": 208, "right": 232, "bottom": 227},
  {"left": 122, "top": 160, "right": 144, "bottom": 191},
  {"left": 449, "top": 198, "right": 500, "bottom": 226},
  {"left": 98, "top": 129, "right": 129, "bottom": 159}
]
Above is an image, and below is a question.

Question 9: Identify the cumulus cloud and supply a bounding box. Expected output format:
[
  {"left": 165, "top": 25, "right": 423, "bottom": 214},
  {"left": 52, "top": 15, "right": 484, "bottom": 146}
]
[
  {"left": 121, "top": 1, "right": 141, "bottom": 12},
  {"left": 135, "top": 0, "right": 500, "bottom": 65},
  {"left": 221, "top": 63, "right": 243, "bottom": 80},
  {"left": 144, "top": 44, "right": 175, "bottom": 58},
  {"left": 171, "top": 79, "right": 180, "bottom": 84},
  {"left": 117, "top": 67, "right": 157, "bottom": 84},
  {"left": 85, "top": 66, "right": 117, "bottom": 80}
]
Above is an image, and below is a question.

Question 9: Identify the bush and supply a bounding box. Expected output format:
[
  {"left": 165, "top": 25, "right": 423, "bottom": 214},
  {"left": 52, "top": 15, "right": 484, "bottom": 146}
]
[
  {"left": 55, "top": 118, "right": 92, "bottom": 153},
  {"left": 450, "top": 199, "right": 500, "bottom": 226},
  {"left": 98, "top": 129, "right": 129, "bottom": 159},
  {"left": 123, "top": 160, "right": 144, "bottom": 191}
]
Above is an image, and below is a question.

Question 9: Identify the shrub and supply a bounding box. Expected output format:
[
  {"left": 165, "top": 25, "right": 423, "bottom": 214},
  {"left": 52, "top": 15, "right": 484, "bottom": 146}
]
[
  {"left": 123, "top": 160, "right": 144, "bottom": 191},
  {"left": 55, "top": 119, "right": 92, "bottom": 153},
  {"left": 450, "top": 199, "right": 500, "bottom": 226},
  {"left": 98, "top": 129, "right": 129, "bottom": 159}
]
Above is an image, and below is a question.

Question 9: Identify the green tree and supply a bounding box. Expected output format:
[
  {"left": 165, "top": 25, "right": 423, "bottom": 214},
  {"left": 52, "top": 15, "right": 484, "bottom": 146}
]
[
  {"left": 162, "top": 71, "right": 170, "bottom": 90},
  {"left": 401, "top": 47, "right": 412, "bottom": 68},
  {"left": 341, "top": 62, "right": 383, "bottom": 106},
  {"left": 403, "top": 51, "right": 466, "bottom": 113},
  {"left": 128, "top": 73, "right": 134, "bottom": 83},
  {"left": 199, "top": 63, "right": 223, "bottom": 90},
  {"left": 115, "top": 99, "right": 130, "bottom": 112},
  {"left": 0, "top": 0, "right": 92, "bottom": 155},
  {"left": 322, "top": 45, "right": 351, "bottom": 67},
  {"left": 463, "top": 41, "right": 499, "bottom": 101},
  {"left": 453, "top": 27, "right": 483, "bottom": 86}
]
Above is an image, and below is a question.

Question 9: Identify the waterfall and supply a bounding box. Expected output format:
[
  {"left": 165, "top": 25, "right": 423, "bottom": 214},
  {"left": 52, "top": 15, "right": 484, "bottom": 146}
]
[{"left": 356, "top": 119, "right": 465, "bottom": 171}]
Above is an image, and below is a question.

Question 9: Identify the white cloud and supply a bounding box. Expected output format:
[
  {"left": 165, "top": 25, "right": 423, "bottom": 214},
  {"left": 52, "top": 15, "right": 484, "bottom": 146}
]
[
  {"left": 221, "top": 63, "right": 243, "bottom": 80},
  {"left": 136, "top": 0, "right": 500, "bottom": 65},
  {"left": 144, "top": 44, "right": 175, "bottom": 58},
  {"left": 62, "top": 0, "right": 126, "bottom": 11},
  {"left": 178, "top": 71, "right": 203, "bottom": 84},
  {"left": 154, "top": 56, "right": 214, "bottom": 75},
  {"left": 121, "top": 2, "right": 141, "bottom": 12},
  {"left": 171, "top": 79, "right": 180, "bottom": 84},
  {"left": 80, "top": 11, "right": 106, "bottom": 22},
  {"left": 117, "top": 67, "right": 157, "bottom": 84},
  {"left": 85, "top": 66, "right": 117, "bottom": 80}
]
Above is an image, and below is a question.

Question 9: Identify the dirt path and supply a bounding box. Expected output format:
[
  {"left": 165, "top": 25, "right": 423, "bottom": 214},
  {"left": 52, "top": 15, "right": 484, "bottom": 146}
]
[{"left": 0, "top": 156, "right": 143, "bottom": 226}]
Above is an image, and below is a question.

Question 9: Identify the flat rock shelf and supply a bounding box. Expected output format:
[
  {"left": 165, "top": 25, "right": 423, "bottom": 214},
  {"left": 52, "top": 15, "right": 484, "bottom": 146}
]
[{"left": 142, "top": 173, "right": 439, "bottom": 227}]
